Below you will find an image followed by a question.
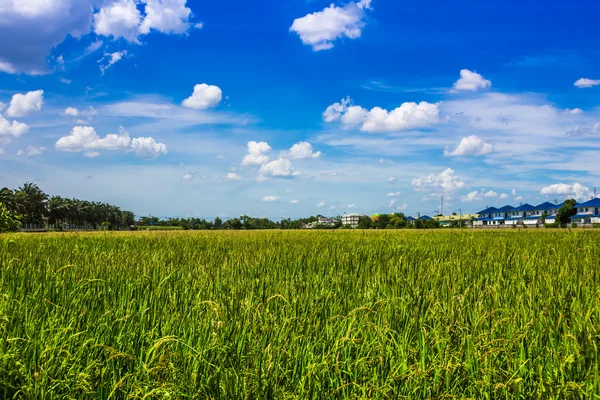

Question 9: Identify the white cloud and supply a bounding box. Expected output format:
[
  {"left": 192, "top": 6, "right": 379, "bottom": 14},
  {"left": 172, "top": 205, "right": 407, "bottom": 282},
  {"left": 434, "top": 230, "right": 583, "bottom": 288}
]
[
  {"left": 182, "top": 83, "right": 223, "bottom": 109},
  {"left": 387, "top": 176, "right": 397, "bottom": 184},
  {"left": 139, "top": 0, "right": 193, "bottom": 36},
  {"left": 574, "top": 78, "right": 600, "bottom": 89},
  {"left": 99, "top": 51, "right": 128, "bottom": 74},
  {"left": 130, "top": 137, "right": 168, "bottom": 159},
  {"left": 262, "top": 195, "right": 280, "bottom": 202},
  {"left": 329, "top": 205, "right": 336, "bottom": 210},
  {"left": 512, "top": 189, "right": 517, "bottom": 196},
  {"left": 540, "top": 183, "right": 594, "bottom": 201},
  {"left": 84, "top": 151, "right": 100, "bottom": 158},
  {"left": 444, "top": 135, "right": 494, "bottom": 157},
  {"left": 484, "top": 190, "right": 498, "bottom": 197},
  {"left": 17, "top": 145, "right": 46, "bottom": 157},
  {"left": 0, "top": 114, "right": 29, "bottom": 138},
  {"left": 287, "top": 141, "right": 321, "bottom": 159},
  {"left": 348, "top": 204, "right": 356, "bottom": 208},
  {"left": 5, "top": 90, "right": 44, "bottom": 117},
  {"left": 290, "top": 0, "right": 372, "bottom": 51},
  {"left": 0, "top": 148, "right": 5, "bottom": 155},
  {"left": 182, "top": 173, "right": 193, "bottom": 180},
  {"left": 462, "top": 191, "right": 481, "bottom": 202},
  {"left": 452, "top": 69, "right": 492, "bottom": 92},
  {"left": 412, "top": 168, "right": 466, "bottom": 193},
  {"left": 94, "top": 0, "right": 142, "bottom": 42},
  {"left": 396, "top": 203, "right": 408, "bottom": 211},
  {"left": 316, "top": 200, "right": 326, "bottom": 207},
  {"left": 387, "top": 191, "right": 401, "bottom": 197},
  {"left": 500, "top": 193, "right": 509, "bottom": 199},
  {"left": 290, "top": 200, "right": 299, "bottom": 204},
  {"left": 226, "top": 172, "right": 241, "bottom": 181},
  {"left": 564, "top": 108, "right": 583, "bottom": 115},
  {"left": 388, "top": 198, "right": 396, "bottom": 207},
  {"left": 242, "top": 141, "right": 271, "bottom": 166},
  {"left": 258, "top": 158, "right": 300, "bottom": 180},
  {"left": 59, "top": 77, "right": 72, "bottom": 84},
  {"left": 63, "top": 107, "right": 79, "bottom": 117},
  {"left": 324, "top": 97, "right": 440, "bottom": 132},
  {"left": 514, "top": 196, "right": 523, "bottom": 202},
  {"left": 55, "top": 125, "right": 167, "bottom": 159}
]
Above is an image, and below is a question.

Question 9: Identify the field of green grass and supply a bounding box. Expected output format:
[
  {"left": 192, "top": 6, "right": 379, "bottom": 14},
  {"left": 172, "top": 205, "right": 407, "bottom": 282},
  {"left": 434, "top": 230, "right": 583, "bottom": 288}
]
[{"left": 0, "top": 230, "right": 599, "bottom": 398}]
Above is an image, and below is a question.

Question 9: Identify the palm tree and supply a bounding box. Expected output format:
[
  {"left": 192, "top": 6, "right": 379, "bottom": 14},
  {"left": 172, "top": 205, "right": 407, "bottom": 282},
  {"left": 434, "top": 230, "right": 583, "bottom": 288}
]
[{"left": 16, "top": 182, "right": 49, "bottom": 224}]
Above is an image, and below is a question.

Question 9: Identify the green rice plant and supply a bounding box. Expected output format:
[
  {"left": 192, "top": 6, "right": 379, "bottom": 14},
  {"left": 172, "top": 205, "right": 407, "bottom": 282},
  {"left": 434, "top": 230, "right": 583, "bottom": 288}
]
[{"left": 0, "top": 230, "right": 598, "bottom": 399}]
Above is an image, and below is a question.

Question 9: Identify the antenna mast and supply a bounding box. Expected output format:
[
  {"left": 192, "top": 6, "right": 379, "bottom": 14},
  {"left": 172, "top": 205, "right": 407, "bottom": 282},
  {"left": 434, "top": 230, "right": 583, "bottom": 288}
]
[{"left": 440, "top": 196, "right": 444, "bottom": 216}]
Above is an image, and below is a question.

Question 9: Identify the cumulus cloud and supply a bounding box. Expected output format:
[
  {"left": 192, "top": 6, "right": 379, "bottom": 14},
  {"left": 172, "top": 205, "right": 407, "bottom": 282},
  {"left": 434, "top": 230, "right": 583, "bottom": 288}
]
[
  {"left": 540, "top": 183, "right": 594, "bottom": 201},
  {"left": 574, "top": 78, "right": 600, "bottom": 89},
  {"left": 5, "top": 90, "right": 44, "bottom": 117},
  {"left": 258, "top": 158, "right": 300, "bottom": 180},
  {"left": 94, "top": 0, "right": 194, "bottom": 43},
  {"left": 55, "top": 125, "right": 167, "bottom": 159},
  {"left": 388, "top": 198, "right": 396, "bottom": 207},
  {"left": 484, "top": 190, "right": 498, "bottom": 197},
  {"left": 387, "top": 176, "right": 397, "bottom": 184},
  {"left": 566, "top": 123, "right": 600, "bottom": 136},
  {"left": 99, "top": 51, "right": 128, "bottom": 74},
  {"left": 412, "top": 168, "right": 466, "bottom": 193},
  {"left": 396, "top": 202, "right": 408, "bottom": 211},
  {"left": 287, "top": 141, "right": 321, "bottom": 159},
  {"left": 348, "top": 204, "right": 356, "bottom": 208},
  {"left": 323, "top": 97, "right": 440, "bottom": 132},
  {"left": 262, "top": 196, "right": 280, "bottom": 202},
  {"left": 444, "top": 135, "right": 494, "bottom": 157},
  {"left": 226, "top": 172, "right": 241, "bottom": 181},
  {"left": 182, "top": 83, "right": 223, "bottom": 109},
  {"left": 500, "top": 193, "right": 509, "bottom": 199},
  {"left": 290, "top": 0, "right": 372, "bottom": 51},
  {"left": 387, "top": 191, "right": 401, "bottom": 197},
  {"left": 564, "top": 108, "right": 583, "bottom": 115},
  {"left": 316, "top": 200, "right": 326, "bottom": 207},
  {"left": 242, "top": 141, "right": 271, "bottom": 166},
  {"left": 290, "top": 199, "right": 299, "bottom": 204},
  {"left": 0, "top": 114, "right": 29, "bottom": 138},
  {"left": 182, "top": 173, "right": 193, "bottom": 180},
  {"left": 462, "top": 191, "right": 482, "bottom": 202},
  {"left": 63, "top": 107, "right": 79, "bottom": 117},
  {"left": 514, "top": 196, "right": 523, "bottom": 202},
  {"left": 452, "top": 69, "right": 492, "bottom": 92}
]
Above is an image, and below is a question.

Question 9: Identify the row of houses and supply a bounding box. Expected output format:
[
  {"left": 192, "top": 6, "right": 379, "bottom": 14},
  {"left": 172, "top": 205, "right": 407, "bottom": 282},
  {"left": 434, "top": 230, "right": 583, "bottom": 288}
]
[{"left": 474, "top": 198, "right": 600, "bottom": 226}]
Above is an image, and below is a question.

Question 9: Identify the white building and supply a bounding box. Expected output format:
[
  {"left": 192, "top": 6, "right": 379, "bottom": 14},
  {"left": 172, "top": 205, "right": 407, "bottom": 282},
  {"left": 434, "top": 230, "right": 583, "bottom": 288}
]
[{"left": 341, "top": 213, "right": 363, "bottom": 228}]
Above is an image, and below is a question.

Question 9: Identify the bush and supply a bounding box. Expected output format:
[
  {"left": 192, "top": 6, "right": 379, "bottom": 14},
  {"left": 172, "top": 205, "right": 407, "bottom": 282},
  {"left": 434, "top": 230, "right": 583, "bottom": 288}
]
[
  {"left": 0, "top": 203, "right": 21, "bottom": 232},
  {"left": 572, "top": 222, "right": 578, "bottom": 228}
]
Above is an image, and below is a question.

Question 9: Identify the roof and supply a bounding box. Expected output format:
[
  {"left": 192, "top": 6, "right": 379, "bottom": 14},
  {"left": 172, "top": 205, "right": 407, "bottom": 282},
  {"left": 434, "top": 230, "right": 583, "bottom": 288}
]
[
  {"left": 572, "top": 213, "right": 592, "bottom": 218},
  {"left": 406, "top": 216, "right": 415, "bottom": 221},
  {"left": 525, "top": 215, "right": 542, "bottom": 220},
  {"left": 476, "top": 206, "right": 498, "bottom": 214},
  {"left": 497, "top": 205, "right": 515, "bottom": 212},
  {"left": 535, "top": 201, "right": 560, "bottom": 210},
  {"left": 577, "top": 198, "right": 600, "bottom": 208},
  {"left": 474, "top": 217, "right": 491, "bottom": 221},
  {"left": 419, "top": 215, "right": 433, "bottom": 220},
  {"left": 505, "top": 216, "right": 523, "bottom": 220},
  {"left": 513, "top": 203, "right": 536, "bottom": 211}
]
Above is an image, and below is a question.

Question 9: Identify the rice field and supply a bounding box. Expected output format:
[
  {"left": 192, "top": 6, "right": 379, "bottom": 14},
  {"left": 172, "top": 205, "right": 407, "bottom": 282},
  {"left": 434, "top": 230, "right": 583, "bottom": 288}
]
[{"left": 0, "top": 230, "right": 599, "bottom": 399}]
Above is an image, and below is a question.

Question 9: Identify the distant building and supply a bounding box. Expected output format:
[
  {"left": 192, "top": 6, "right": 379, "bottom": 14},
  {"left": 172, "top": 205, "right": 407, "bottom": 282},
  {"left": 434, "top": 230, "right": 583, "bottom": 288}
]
[
  {"left": 435, "top": 214, "right": 478, "bottom": 227},
  {"left": 572, "top": 198, "right": 600, "bottom": 224},
  {"left": 341, "top": 213, "right": 363, "bottom": 228}
]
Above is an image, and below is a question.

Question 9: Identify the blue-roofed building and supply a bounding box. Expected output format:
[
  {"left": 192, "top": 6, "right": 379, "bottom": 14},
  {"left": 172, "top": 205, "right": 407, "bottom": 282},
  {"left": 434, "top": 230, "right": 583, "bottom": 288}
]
[
  {"left": 523, "top": 202, "right": 561, "bottom": 225},
  {"left": 419, "top": 215, "right": 433, "bottom": 221},
  {"left": 574, "top": 198, "right": 600, "bottom": 224},
  {"left": 473, "top": 206, "right": 498, "bottom": 226},
  {"left": 505, "top": 203, "right": 536, "bottom": 225}
]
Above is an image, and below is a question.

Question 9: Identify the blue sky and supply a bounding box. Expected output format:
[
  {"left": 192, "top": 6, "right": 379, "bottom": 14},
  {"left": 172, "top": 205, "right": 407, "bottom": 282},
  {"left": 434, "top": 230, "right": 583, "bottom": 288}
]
[{"left": 1, "top": 0, "right": 599, "bottom": 219}]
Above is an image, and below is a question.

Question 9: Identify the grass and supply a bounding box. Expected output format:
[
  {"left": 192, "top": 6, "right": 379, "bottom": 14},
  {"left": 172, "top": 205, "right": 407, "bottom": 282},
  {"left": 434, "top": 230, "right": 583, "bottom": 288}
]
[{"left": 0, "top": 229, "right": 599, "bottom": 399}]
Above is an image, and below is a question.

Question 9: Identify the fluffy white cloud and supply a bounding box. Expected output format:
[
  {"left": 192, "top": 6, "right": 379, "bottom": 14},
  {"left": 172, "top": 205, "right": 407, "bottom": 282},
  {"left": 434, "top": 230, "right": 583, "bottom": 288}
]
[
  {"left": 316, "top": 200, "right": 326, "bottom": 207},
  {"left": 452, "top": 69, "right": 492, "bottom": 92},
  {"left": 566, "top": 123, "right": 600, "bottom": 136},
  {"left": 290, "top": 200, "right": 299, "bottom": 204},
  {"left": 290, "top": 0, "right": 372, "bottom": 51},
  {"left": 130, "top": 137, "right": 168, "bottom": 159},
  {"left": 287, "top": 141, "right": 321, "bottom": 159},
  {"left": 514, "top": 196, "right": 523, "bottom": 202},
  {"left": 574, "top": 78, "right": 600, "bottom": 89},
  {"left": 396, "top": 203, "right": 408, "bottom": 211},
  {"left": 55, "top": 125, "right": 167, "bottom": 159},
  {"left": 412, "top": 168, "right": 466, "bottom": 193},
  {"left": 258, "top": 158, "right": 300, "bottom": 180},
  {"left": 0, "top": 114, "right": 29, "bottom": 138},
  {"left": 387, "top": 176, "right": 397, "bottom": 184},
  {"left": 329, "top": 205, "right": 336, "bottom": 210},
  {"left": 388, "top": 198, "right": 396, "bottom": 207},
  {"left": 324, "top": 97, "right": 440, "bottom": 132},
  {"left": 444, "top": 135, "right": 494, "bottom": 157},
  {"left": 85, "top": 151, "right": 100, "bottom": 158},
  {"left": 139, "top": 0, "right": 193, "bottom": 35},
  {"left": 462, "top": 191, "right": 481, "bottom": 202},
  {"left": 182, "top": 173, "right": 193, "bottom": 180},
  {"left": 242, "top": 141, "right": 271, "bottom": 166},
  {"left": 94, "top": 0, "right": 142, "bottom": 42},
  {"left": 99, "top": 51, "right": 128, "bottom": 74},
  {"left": 564, "top": 108, "right": 583, "bottom": 115},
  {"left": 63, "top": 107, "right": 78, "bottom": 117},
  {"left": 387, "top": 191, "right": 401, "bottom": 197},
  {"left": 484, "top": 190, "right": 498, "bottom": 197},
  {"left": 5, "top": 90, "right": 44, "bottom": 117},
  {"left": 262, "top": 196, "right": 280, "bottom": 202},
  {"left": 348, "top": 204, "right": 356, "bottom": 208},
  {"left": 500, "top": 193, "right": 509, "bottom": 199},
  {"left": 540, "top": 183, "right": 594, "bottom": 201},
  {"left": 182, "top": 83, "right": 223, "bottom": 109},
  {"left": 226, "top": 172, "right": 241, "bottom": 181}
]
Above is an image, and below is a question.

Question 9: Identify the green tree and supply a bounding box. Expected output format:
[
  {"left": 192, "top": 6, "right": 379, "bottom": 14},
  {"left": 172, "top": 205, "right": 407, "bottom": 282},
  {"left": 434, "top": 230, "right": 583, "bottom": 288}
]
[
  {"left": 0, "top": 202, "right": 21, "bottom": 232},
  {"left": 557, "top": 199, "right": 577, "bottom": 225},
  {"left": 357, "top": 216, "right": 372, "bottom": 229},
  {"left": 214, "top": 217, "right": 223, "bottom": 229}
]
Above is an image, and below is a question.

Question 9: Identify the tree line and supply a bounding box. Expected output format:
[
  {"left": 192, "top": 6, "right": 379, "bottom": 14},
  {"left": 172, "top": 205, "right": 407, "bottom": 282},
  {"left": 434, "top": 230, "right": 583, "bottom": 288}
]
[{"left": 0, "top": 183, "right": 135, "bottom": 231}]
